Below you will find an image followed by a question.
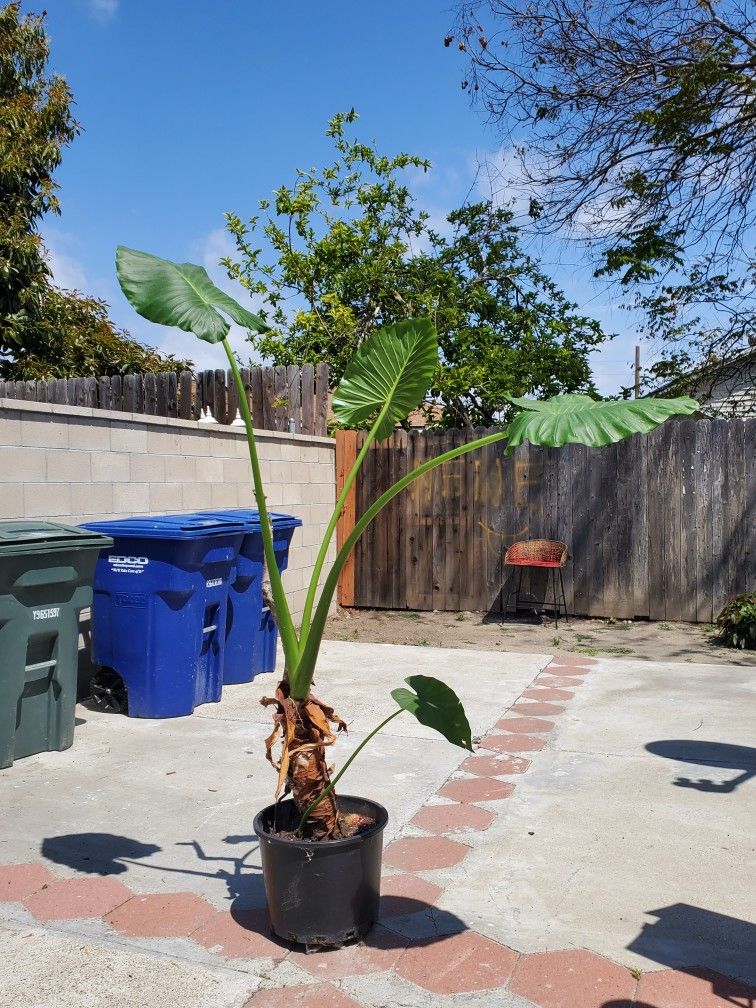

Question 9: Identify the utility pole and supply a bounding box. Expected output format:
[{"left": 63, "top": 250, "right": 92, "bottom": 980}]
[{"left": 634, "top": 345, "right": 641, "bottom": 398}]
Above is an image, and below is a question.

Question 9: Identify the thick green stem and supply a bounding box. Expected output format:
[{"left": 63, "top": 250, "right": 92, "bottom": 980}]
[
  {"left": 299, "top": 408, "right": 389, "bottom": 645},
  {"left": 292, "top": 428, "right": 511, "bottom": 695},
  {"left": 297, "top": 708, "right": 403, "bottom": 832},
  {"left": 222, "top": 340, "right": 299, "bottom": 670}
]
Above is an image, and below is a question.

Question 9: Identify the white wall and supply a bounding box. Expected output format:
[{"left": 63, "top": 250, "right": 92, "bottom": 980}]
[{"left": 0, "top": 399, "right": 336, "bottom": 622}]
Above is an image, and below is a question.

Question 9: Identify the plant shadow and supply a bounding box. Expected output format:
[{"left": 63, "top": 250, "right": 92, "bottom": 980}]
[
  {"left": 39, "top": 831, "right": 465, "bottom": 949},
  {"left": 41, "top": 831, "right": 266, "bottom": 909},
  {"left": 646, "top": 740, "right": 756, "bottom": 792}
]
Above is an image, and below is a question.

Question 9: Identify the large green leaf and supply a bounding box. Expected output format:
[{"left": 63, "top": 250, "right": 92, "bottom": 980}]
[
  {"left": 332, "top": 318, "right": 438, "bottom": 440},
  {"left": 116, "top": 246, "right": 266, "bottom": 344},
  {"left": 392, "top": 674, "right": 473, "bottom": 752},
  {"left": 504, "top": 393, "right": 699, "bottom": 452}
]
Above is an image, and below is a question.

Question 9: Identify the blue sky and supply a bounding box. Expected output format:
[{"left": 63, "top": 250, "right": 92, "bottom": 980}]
[{"left": 37, "top": 0, "right": 639, "bottom": 391}]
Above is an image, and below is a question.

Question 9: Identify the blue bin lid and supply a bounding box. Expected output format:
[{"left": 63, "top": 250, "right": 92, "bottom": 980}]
[
  {"left": 196, "top": 509, "right": 303, "bottom": 530},
  {"left": 81, "top": 514, "right": 248, "bottom": 540}
]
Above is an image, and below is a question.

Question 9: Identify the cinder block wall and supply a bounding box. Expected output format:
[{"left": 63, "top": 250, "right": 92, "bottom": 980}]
[{"left": 0, "top": 399, "right": 336, "bottom": 622}]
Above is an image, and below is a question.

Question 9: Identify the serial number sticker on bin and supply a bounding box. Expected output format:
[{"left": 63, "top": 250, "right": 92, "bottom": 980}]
[
  {"left": 108, "top": 556, "right": 149, "bottom": 574},
  {"left": 115, "top": 592, "right": 148, "bottom": 608},
  {"left": 32, "top": 607, "right": 60, "bottom": 621},
  {"left": 206, "top": 578, "right": 223, "bottom": 588}
]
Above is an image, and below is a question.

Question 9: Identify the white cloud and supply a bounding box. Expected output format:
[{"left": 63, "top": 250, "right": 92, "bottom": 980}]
[
  {"left": 86, "top": 0, "right": 118, "bottom": 20},
  {"left": 473, "top": 146, "right": 541, "bottom": 222},
  {"left": 45, "top": 240, "right": 89, "bottom": 292}
]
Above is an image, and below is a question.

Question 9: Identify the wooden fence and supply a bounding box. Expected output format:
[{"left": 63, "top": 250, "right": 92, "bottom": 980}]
[
  {"left": 336, "top": 417, "right": 755, "bottom": 623},
  {"left": 0, "top": 364, "right": 330, "bottom": 436}
]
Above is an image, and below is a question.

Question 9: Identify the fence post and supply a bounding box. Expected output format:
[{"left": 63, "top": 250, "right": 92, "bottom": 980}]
[{"left": 335, "top": 429, "right": 358, "bottom": 607}]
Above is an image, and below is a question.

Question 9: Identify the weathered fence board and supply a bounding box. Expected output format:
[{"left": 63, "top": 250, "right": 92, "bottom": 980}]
[
  {"left": 340, "top": 417, "right": 754, "bottom": 623},
  {"left": 0, "top": 365, "right": 330, "bottom": 436}
]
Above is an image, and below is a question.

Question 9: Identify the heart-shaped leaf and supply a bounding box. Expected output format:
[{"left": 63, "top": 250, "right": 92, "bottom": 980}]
[
  {"left": 332, "top": 318, "right": 438, "bottom": 440},
  {"left": 116, "top": 246, "right": 266, "bottom": 344},
  {"left": 504, "top": 393, "right": 699, "bottom": 452},
  {"left": 392, "top": 674, "right": 473, "bottom": 751}
]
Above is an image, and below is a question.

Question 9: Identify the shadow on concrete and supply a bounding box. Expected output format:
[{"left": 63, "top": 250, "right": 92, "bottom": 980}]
[
  {"left": 603, "top": 964, "right": 756, "bottom": 1008},
  {"left": 626, "top": 903, "right": 756, "bottom": 993},
  {"left": 602, "top": 1002, "right": 658, "bottom": 1008},
  {"left": 40, "top": 831, "right": 465, "bottom": 948},
  {"left": 42, "top": 833, "right": 161, "bottom": 875},
  {"left": 646, "top": 740, "right": 756, "bottom": 792},
  {"left": 41, "top": 831, "right": 265, "bottom": 908}
]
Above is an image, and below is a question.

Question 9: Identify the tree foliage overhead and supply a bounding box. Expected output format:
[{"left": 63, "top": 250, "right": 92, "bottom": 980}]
[
  {"left": 224, "top": 111, "right": 608, "bottom": 428},
  {"left": 447, "top": 0, "right": 756, "bottom": 401},
  {"left": 0, "top": 3, "right": 189, "bottom": 379}
]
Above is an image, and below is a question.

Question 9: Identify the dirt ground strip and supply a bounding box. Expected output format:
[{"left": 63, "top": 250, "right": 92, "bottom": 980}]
[{"left": 326, "top": 607, "right": 756, "bottom": 667}]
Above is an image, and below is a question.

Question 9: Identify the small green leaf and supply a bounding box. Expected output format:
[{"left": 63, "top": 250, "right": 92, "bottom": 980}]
[
  {"left": 116, "top": 246, "right": 267, "bottom": 344},
  {"left": 392, "top": 674, "right": 473, "bottom": 751},
  {"left": 504, "top": 392, "right": 699, "bottom": 453},
  {"left": 332, "top": 317, "right": 438, "bottom": 440}
]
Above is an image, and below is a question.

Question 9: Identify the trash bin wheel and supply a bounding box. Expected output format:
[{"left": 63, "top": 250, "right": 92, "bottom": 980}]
[{"left": 90, "top": 668, "right": 128, "bottom": 715}]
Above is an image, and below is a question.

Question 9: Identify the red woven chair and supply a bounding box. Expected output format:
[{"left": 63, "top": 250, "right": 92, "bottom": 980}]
[{"left": 504, "top": 539, "right": 570, "bottom": 626}]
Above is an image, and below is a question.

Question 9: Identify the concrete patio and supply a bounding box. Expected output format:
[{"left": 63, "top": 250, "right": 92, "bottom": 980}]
[{"left": 0, "top": 641, "right": 753, "bottom": 1007}]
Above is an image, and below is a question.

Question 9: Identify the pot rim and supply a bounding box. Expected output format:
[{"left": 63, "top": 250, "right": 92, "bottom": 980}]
[{"left": 253, "top": 794, "right": 389, "bottom": 850}]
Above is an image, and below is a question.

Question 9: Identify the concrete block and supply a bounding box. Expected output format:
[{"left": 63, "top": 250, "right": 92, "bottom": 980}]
[
  {"left": 181, "top": 482, "right": 214, "bottom": 509},
  {"left": 234, "top": 483, "right": 255, "bottom": 508},
  {"left": 287, "top": 589, "right": 306, "bottom": 622},
  {"left": 163, "top": 454, "right": 198, "bottom": 482},
  {"left": 197, "top": 457, "right": 224, "bottom": 482},
  {"left": 280, "top": 442, "right": 301, "bottom": 462},
  {"left": 148, "top": 482, "right": 183, "bottom": 512},
  {"left": 309, "top": 503, "right": 335, "bottom": 525},
  {"left": 206, "top": 432, "right": 237, "bottom": 458},
  {"left": 146, "top": 428, "right": 183, "bottom": 455},
  {"left": 129, "top": 453, "right": 166, "bottom": 483},
  {"left": 112, "top": 482, "right": 150, "bottom": 513},
  {"left": 299, "top": 522, "right": 321, "bottom": 547},
  {"left": 299, "top": 480, "right": 325, "bottom": 505},
  {"left": 0, "top": 413, "right": 22, "bottom": 446},
  {"left": 66, "top": 418, "right": 110, "bottom": 451},
  {"left": 0, "top": 446, "right": 46, "bottom": 482},
  {"left": 268, "top": 461, "right": 289, "bottom": 484},
  {"left": 21, "top": 414, "right": 69, "bottom": 449},
  {"left": 182, "top": 430, "right": 215, "bottom": 457},
  {"left": 70, "top": 482, "right": 114, "bottom": 517},
  {"left": 0, "top": 483, "right": 23, "bottom": 518},
  {"left": 272, "top": 484, "right": 299, "bottom": 509},
  {"left": 91, "top": 453, "right": 126, "bottom": 483},
  {"left": 110, "top": 423, "right": 148, "bottom": 454},
  {"left": 222, "top": 457, "right": 249, "bottom": 484},
  {"left": 23, "top": 482, "right": 72, "bottom": 518},
  {"left": 46, "top": 450, "right": 91, "bottom": 483},
  {"left": 210, "top": 482, "right": 238, "bottom": 507}
]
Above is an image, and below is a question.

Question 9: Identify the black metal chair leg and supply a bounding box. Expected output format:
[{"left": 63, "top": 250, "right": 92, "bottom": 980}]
[
  {"left": 559, "top": 568, "right": 570, "bottom": 625},
  {"left": 552, "top": 567, "right": 559, "bottom": 629},
  {"left": 515, "top": 567, "right": 524, "bottom": 614}
]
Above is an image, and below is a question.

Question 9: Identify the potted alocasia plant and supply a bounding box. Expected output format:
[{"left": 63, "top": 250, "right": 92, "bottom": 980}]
[{"left": 115, "top": 246, "right": 698, "bottom": 946}]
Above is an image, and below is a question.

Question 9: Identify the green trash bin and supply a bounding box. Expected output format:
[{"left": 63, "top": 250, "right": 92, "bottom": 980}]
[{"left": 0, "top": 522, "right": 113, "bottom": 769}]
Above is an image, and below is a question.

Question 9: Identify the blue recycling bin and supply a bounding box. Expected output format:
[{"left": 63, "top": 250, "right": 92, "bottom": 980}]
[
  {"left": 81, "top": 515, "right": 246, "bottom": 717},
  {"left": 196, "top": 510, "right": 302, "bottom": 684}
]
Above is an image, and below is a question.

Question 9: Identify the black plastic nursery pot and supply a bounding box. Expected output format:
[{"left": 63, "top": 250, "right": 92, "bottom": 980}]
[{"left": 253, "top": 794, "right": 389, "bottom": 947}]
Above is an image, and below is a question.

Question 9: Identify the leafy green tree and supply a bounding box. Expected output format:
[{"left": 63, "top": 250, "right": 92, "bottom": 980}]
[
  {"left": 447, "top": 0, "right": 756, "bottom": 399},
  {"left": 405, "top": 202, "right": 605, "bottom": 427},
  {"left": 0, "top": 3, "right": 189, "bottom": 378},
  {"left": 224, "top": 111, "right": 607, "bottom": 428}
]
